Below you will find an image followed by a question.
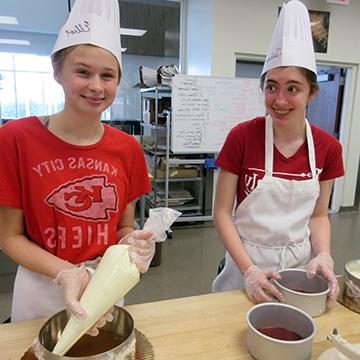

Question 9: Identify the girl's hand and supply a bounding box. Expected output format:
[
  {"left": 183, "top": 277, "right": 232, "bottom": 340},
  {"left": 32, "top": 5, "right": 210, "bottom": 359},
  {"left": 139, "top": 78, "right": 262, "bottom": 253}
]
[
  {"left": 54, "top": 265, "right": 89, "bottom": 320},
  {"left": 119, "top": 230, "right": 155, "bottom": 273},
  {"left": 306, "top": 252, "right": 339, "bottom": 305},
  {"left": 244, "top": 265, "right": 283, "bottom": 303},
  {"left": 54, "top": 265, "right": 114, "bottom": 336}
]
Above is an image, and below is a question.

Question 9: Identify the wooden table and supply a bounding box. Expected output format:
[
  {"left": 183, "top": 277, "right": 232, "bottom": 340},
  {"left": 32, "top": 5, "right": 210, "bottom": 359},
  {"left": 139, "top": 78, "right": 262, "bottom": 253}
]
[{"left": 1, "top": 290, "right": 359, "bottom": 359}]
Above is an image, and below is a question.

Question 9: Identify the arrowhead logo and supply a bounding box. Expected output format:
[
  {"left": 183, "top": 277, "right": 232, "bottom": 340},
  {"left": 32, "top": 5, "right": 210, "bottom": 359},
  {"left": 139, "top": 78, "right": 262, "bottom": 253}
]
[{"left": 45, "top": 175, "right": 118, "bottom": 220}]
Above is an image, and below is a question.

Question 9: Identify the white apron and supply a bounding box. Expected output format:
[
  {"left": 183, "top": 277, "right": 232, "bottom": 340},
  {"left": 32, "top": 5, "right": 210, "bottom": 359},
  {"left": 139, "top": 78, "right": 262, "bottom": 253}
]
[
  {"left": 212, "top": 116, "right": 320, "bottom": 292},
  {"left": 11, "top": 257, "right": 124, "bottom": 322}
]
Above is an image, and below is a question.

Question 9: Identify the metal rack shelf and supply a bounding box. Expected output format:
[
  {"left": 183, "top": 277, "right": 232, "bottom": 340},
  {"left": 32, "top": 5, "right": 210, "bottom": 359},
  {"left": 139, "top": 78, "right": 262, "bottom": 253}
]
[
  {"left": 139, "top": 86, "right": 211, "bottom": 226},
  {"left": 152, "top": 177, "right": 203, "bottom": 183}
]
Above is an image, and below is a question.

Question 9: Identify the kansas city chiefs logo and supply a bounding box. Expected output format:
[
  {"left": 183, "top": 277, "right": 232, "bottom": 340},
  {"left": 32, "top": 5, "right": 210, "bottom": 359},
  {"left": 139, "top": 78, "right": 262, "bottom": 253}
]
[{"left": 45, "top": 175, "right": 118, "bottom": 220}]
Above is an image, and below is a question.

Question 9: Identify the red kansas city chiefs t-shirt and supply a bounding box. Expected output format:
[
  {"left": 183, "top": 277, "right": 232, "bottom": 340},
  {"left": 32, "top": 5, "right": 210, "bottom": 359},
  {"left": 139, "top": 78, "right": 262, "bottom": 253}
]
[{"left": 0, "top": 117, "right": 150, "bottom": 263}]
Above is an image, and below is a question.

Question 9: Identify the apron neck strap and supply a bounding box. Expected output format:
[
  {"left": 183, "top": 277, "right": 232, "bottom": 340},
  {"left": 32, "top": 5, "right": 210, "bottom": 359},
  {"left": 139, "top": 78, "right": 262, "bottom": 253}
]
[
  {"left": 305, "top": 119, "right": 317, "bottom": 178},
  {"left": 265, "top": 116, "right": 274, "bottom": 175},
  {"left": 265, "top": 116, "right": 317, "bottom": 178}
]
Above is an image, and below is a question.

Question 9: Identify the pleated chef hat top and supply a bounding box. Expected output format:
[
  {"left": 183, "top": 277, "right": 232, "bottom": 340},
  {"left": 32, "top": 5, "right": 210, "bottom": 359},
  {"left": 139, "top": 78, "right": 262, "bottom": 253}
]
[
  {"left": 261, "top": 0, "right": 316, "bottom": 77},
  {"left": 51, "top": 0, "right": 122, "bottom": 69}
]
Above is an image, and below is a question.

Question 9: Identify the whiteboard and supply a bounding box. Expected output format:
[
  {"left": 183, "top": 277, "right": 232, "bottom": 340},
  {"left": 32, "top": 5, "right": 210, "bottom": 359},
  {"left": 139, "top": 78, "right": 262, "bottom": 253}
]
[{"left": 171, "top": 75, "right": 265, "bottom": 153}]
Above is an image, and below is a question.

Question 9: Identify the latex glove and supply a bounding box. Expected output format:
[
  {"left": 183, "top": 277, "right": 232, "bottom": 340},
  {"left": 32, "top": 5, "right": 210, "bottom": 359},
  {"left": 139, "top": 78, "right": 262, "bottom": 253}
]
[
  {"left": 119, "top": 230, "right": 155, "bottom": 273},
  {"left": 243, "top": 265, "right": 283, "bottom": 303},
  {"left": 306, "top": 252, "right": 339, "bottom": 305},
  {"left": 54, "top": 266, "right": 114, "bottom": 336},
  {"left": 54, "top": 265, "right": 90, "bottom": 320}
]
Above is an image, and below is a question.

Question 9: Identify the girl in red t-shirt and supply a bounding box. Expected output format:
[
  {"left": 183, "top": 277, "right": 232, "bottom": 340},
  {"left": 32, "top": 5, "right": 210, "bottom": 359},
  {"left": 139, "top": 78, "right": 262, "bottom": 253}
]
[
  {"left": 212, "top": 0, "right": 344, "bottom": 307},
  {"left": 0, "top": 0, "right": 154, "bottom": 327}
]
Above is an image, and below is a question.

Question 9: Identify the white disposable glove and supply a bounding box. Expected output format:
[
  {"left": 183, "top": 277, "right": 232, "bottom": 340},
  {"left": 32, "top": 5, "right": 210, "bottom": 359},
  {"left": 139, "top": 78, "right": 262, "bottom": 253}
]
[
  {"left": 243, "top": 265, "right": 283, "bottom": 303},
  {"left": 54, "top": 266, "right": 114, "bottom": 336},
  {"left": 119, "top": 229, "right": 155, "bottom": 273},
  {"left": 54, "top": 265, "right": 90, "bottom": 320},
  {"left": 306, "top": 252, "right": 339, "bottom": 305}
]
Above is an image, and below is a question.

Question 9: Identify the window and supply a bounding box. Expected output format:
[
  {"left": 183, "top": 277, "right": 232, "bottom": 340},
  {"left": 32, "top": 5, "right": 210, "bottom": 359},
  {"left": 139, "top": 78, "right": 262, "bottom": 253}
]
[
  {"left": 0, "top": 0, "right": 182, "bottom": 123},
  {"left": 0, "top": 53, "right": 63, "bottom": 120},
  {"left": 0, "top": 53, "right": 110, "bottom": 121}
]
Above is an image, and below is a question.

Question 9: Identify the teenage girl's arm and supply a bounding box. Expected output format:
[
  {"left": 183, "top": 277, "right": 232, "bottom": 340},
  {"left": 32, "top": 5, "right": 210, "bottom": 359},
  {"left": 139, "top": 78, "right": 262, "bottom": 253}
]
[
  {"left": 0, "top": 205, "right": 75, "bottom": 278},
  {"left": 0, "top": 205, "right": 94, "bottom": 320},
  {"left": 213, "top": 169, "right": 253, "bottom": 274},
  {"left": 213, "top": 169, "right": 282, "bottom": 302},
  {"left": 308, "top": 179, "right": 339, "bottom": 304},
  {"left": 117, "top": 200, "right": 137, "bottom": 239},
  {"left": 308, "top": 180, "right": 333, "bottom": 255}
]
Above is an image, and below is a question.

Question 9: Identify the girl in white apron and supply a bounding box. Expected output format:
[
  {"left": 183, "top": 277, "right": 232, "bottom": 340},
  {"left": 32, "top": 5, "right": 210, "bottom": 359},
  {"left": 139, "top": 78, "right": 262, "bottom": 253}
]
[
  {"left": 212, "top": 0, "right": 344, "bottom": 305},
  {"left": 213, "top": 115, "right": 318, "bottom": 297}
]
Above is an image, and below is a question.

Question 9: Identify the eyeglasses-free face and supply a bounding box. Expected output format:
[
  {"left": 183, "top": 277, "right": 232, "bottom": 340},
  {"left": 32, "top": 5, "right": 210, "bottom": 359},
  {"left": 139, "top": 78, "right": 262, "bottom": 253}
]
[
  {"left": 55, "top": 45, "right": 119, "bottom": 118},
  {"left": 264, "top": 66, "right": 315, "bottom": 127}
]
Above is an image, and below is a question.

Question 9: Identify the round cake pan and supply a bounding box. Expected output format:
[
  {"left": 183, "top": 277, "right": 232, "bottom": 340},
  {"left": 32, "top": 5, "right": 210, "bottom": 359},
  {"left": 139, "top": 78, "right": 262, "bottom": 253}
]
[
  {"left": 273, "top": 268, "right": 329, "bottom": 317},
  {"left": 246, "top": 302, "right": 316, "bottom": 360},
  {"left": 37, "top": 306, "right": 135, "bottom": 360}
]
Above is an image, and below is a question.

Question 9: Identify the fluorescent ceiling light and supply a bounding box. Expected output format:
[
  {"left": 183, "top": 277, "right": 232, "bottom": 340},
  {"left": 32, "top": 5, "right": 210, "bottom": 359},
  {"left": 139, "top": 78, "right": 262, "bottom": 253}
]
[
  {"left": 0, "top": 16, "right": 18, "bottom": 25},
  {"left": 120, "top": 28, "right": 147, "bottom": 36},
  {"left": 0, "top": 39, "right": 30, "bottom": 45}
]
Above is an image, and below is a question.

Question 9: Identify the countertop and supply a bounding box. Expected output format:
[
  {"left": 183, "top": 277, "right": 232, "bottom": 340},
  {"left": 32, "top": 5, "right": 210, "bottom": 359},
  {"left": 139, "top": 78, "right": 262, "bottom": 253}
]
[{"left": 0, "top": 290, "right": 359, "bottom": 359}]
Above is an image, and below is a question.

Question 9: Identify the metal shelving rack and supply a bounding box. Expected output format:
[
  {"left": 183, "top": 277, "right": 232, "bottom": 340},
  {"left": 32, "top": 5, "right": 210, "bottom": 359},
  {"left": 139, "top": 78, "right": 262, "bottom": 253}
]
[{"left": 139, "top": 86, "right": 212, "bottom": 226}]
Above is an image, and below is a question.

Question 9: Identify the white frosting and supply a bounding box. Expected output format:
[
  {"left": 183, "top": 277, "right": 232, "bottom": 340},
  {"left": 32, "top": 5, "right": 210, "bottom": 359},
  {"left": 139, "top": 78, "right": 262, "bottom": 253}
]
[{"left": 53, "top": 245, "right": 139, "bottom": 355}]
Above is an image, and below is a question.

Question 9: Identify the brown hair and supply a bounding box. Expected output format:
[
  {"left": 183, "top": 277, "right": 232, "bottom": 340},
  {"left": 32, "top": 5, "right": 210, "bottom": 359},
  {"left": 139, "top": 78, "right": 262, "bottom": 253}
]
[
  {"left": 260, "top": 66, "right": 319, "bottom": 97},
  {"left": 51, "top": 44, "right": 122, "bottom": 84}
]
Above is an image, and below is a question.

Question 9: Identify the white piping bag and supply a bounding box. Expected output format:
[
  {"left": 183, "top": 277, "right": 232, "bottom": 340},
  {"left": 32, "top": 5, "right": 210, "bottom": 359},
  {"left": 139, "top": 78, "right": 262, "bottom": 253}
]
[
  {"left": 327, "top": 328, "right": 360, "bottom": 360},
  {"left": 53, "top": 207, "right": 181, "bottom": 355}
]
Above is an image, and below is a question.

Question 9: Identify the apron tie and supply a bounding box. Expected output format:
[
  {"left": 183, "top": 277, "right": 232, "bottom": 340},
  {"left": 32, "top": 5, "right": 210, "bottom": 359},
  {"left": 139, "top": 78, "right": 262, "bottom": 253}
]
[
  {"left": 279, "top": 243, "right": 290, "bottom": 270},
  {"left": 242, "top": 238, "right": 308, "bottom": 271}
]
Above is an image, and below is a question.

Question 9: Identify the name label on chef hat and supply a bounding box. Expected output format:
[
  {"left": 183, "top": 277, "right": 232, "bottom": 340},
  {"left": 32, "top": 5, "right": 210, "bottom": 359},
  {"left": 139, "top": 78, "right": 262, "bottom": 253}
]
[
  {"left": 266, "top": 48, "right": 282, "bottom": 63},
  {"left": 65, "top": 20, "right": 91, "bottom": 37}
]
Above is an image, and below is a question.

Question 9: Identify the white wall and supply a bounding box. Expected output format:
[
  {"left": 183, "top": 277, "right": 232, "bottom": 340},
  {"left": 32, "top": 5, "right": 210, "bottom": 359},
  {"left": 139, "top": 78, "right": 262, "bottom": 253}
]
[{"left": 208, "top": 0, "right": 360, "bottom": 208}]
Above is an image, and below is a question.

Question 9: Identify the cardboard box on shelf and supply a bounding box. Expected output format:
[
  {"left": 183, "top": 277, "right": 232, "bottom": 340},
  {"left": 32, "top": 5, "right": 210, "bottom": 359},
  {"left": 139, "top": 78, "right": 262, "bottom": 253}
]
[
  {"left": 144, "top": 153, "right": 199, "bottom": 179},
  {"left": 151, "top": 185, "right": 194, "bottom": 206},
  {"left": 154, "top": 167, "right": 198, "bottom": 179}
]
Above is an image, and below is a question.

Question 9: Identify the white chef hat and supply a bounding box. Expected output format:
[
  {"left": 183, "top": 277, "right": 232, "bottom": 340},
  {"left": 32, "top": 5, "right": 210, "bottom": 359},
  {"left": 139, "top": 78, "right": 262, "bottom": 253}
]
[
  {"left": 261, "top": 0, "right": 316, "bottom": 77},
  {"left": 51, "top": 0, "right": 122, "bottom": 69}
]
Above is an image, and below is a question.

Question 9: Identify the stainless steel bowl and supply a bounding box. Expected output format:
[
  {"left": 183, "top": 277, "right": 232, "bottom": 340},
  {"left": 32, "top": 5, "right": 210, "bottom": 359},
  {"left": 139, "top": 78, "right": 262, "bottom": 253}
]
[
  {"left": 345, "top": 259, "right": 360, "bottom": 285},
  {"left": 37, "top": 306, "right": 135, "bottom": 360},
  {"left": 246, "top": 303, "right": 316, "bottom": 360},
  {"left": 273, "top": 268, "right": 329, "bottom": 317},
  {"left": 344, "top": 259, "right": 360, "bottom": 305}
]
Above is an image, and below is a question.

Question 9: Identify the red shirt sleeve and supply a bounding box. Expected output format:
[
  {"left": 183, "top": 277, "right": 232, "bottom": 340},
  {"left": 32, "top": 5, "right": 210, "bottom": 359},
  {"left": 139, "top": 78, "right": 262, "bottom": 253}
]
[
  {"left": 215, "top": 121, "right": 247, "bottom": 176},
  {"left": 127, "top": 139, "right": 151, "bottom": 202},
  {"left": 311, "top": 125, "right": 344, "bottom": 181}
]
